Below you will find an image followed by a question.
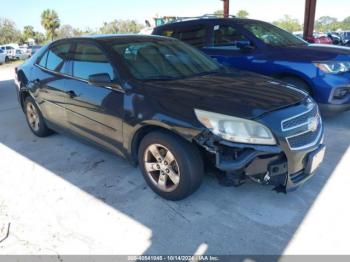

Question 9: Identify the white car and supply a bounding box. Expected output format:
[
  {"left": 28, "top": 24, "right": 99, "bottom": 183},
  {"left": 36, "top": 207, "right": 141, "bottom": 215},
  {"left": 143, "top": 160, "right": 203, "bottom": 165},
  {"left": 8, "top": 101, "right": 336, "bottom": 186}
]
[
  {"left": 14, "top": 49, "right": 29, "bottom": 60},
  {"left": 0, "top": 45, "right": 16, "bottom": 60},
  {"left": 0, "top": 49, "right": 6, "bottom": 64}
]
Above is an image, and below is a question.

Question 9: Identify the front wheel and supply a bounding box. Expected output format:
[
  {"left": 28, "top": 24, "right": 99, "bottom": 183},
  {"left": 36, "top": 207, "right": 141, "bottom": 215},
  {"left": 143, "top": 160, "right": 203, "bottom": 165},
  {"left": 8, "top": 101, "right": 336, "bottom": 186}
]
[{"left": 138, "top": 131, "right": 204, "bottom": 200}]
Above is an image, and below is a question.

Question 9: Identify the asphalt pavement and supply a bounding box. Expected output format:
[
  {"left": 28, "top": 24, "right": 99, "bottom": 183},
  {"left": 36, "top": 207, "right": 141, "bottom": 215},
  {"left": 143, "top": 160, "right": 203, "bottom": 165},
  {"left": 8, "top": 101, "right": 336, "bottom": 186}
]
[{"left": 0, "top": 64, "right": 349, "bottom": 255}]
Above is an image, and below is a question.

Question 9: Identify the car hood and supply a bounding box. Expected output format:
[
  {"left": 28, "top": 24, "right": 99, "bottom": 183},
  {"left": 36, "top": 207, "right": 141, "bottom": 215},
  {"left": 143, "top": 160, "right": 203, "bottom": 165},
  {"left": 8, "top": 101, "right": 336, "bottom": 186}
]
[
  {"left": 274, "top": 44, "right": 350, "bottom": 61},
  {"left": 140, "top": 71, "right": 306, "bottom": 120}
]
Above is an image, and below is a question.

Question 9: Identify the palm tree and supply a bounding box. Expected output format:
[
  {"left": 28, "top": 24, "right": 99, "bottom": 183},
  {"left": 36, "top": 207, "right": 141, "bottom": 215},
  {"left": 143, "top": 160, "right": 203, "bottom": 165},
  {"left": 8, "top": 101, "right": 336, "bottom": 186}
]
[{"left": 41, "top": 9, "right": 60, "bottom": 41}]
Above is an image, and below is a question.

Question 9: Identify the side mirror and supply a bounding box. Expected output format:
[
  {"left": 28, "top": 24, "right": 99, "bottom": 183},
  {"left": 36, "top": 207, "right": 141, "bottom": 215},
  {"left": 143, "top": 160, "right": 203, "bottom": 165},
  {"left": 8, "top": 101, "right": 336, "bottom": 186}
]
[
  {"left": 88, "top": 73, "right": 112, "bottom": 86},
  {"left": 236, "top": 40, "right": 255, "bottom": 53}
]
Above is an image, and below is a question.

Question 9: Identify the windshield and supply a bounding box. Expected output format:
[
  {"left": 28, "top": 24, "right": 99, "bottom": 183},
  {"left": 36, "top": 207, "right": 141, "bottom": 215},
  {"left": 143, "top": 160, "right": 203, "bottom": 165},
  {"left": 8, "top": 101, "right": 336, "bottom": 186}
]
[
  {"left": 244, "top": 21, "right": 307, "bottom": 47},
  {"left": 109, "top": 39, "right": 221, "bottom": 80}
]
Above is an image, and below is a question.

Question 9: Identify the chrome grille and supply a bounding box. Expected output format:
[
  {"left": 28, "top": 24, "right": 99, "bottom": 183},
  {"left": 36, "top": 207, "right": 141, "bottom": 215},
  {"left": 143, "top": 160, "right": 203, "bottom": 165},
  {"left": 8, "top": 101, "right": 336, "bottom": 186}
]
[
  {"left": 282, "top": 104, "right": 322, "bottom": 150},
  {"left": 286, "top": 125, "right": 322, "bottom": 150},
  {"left": 282, "top": 105, "right": 318, "bottom": 131}
]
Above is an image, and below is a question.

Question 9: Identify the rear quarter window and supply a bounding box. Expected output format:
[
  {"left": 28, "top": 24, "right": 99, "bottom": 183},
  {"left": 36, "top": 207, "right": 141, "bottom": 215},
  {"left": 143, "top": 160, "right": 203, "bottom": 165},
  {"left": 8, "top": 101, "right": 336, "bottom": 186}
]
[{"left": 37, "top": 43, "right": 71, "bottom": 73}]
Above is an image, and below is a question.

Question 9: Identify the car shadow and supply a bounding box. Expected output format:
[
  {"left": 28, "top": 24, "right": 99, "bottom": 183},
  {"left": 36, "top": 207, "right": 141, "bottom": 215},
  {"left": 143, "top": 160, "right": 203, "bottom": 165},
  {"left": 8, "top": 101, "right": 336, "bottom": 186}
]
[{"left": 0, "top": 78, "right": 349, "bottom": 255}]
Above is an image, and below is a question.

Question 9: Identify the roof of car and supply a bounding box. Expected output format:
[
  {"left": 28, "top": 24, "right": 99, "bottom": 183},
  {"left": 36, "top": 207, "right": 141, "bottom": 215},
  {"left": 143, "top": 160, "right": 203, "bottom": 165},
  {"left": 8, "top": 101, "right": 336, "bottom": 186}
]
[
  {"left": 154, "top": 17, "right": 262, "bottom": 30},
  {"left": 90, "top": 34, "right": 164, "bottom": 39},
  {"left": 51, "top": 34, "right": 170, "bottom": 45}
]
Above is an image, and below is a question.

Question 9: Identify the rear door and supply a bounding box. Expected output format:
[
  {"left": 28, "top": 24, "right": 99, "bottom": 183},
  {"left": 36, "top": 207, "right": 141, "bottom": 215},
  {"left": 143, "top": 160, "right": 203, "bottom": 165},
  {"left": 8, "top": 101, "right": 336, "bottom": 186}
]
[
  {"left": 33, "top": 42, "right": 72, "bottom": 127},
  {"left": 63, "top": 40, "right": 124, "bottom": 154}
]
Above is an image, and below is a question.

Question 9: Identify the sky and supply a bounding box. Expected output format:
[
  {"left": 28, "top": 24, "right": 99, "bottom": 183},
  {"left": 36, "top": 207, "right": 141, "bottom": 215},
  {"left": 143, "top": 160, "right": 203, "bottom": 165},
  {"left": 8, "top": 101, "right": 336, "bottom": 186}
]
[{"left": 1, "top": 0, "right": 349, "bottom": 32}]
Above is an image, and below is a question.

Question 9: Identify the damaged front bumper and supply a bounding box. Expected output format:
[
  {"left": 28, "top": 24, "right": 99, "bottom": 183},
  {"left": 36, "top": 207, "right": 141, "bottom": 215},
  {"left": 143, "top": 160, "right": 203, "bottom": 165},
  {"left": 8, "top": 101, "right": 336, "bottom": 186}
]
[{"left": 195, "top": 130, "right": 325, "bottom": 192}]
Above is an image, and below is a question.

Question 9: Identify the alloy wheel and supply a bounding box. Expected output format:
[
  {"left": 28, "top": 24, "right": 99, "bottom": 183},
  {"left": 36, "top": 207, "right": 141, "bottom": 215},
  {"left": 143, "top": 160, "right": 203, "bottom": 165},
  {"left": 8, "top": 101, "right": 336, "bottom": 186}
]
[
  {"left": 26, "top": 102, "right": 40, "bottom": 132},
  {"left": 143, "top": 144, "right": 180, "bottom": 192}
]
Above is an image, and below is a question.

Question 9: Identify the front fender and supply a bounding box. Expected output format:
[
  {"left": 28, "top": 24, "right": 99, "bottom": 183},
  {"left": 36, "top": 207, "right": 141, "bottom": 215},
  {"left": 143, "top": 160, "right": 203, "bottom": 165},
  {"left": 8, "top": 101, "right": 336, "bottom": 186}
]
[
  {"left": 123, "top": 116, "right": 203, "bottom": 164},
  {"left": 271, "top": 63, "right": 316, "bottom": 90},
  {"left": 121, "top": 90, "right": 204, "bottom": 161}
]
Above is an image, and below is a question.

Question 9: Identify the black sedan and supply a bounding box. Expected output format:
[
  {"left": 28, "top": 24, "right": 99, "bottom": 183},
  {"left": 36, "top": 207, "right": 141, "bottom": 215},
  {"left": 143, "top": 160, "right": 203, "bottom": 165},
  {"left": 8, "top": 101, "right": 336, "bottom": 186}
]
[{"left": 15, "top": 35, "right": 325, "bottom": 200}]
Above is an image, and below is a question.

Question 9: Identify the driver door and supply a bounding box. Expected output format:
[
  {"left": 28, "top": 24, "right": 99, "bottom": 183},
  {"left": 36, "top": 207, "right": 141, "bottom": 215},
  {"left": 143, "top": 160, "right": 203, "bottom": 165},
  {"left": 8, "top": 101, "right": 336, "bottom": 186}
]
[
  {"left": 203, "top": 23, "right": 264, "bottom": 72},
  {"left": 64, "top": 41, "right": 125, "bottom": 155}
]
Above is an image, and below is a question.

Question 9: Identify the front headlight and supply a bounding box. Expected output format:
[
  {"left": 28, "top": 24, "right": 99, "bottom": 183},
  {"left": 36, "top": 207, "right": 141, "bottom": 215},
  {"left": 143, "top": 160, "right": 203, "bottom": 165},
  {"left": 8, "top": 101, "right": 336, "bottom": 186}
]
[
  {"left": 314, "top": 61, "right": 350, "bottom": 74},
  {"left": 195, "top": 109, "right": 276, "bottom": 145}
]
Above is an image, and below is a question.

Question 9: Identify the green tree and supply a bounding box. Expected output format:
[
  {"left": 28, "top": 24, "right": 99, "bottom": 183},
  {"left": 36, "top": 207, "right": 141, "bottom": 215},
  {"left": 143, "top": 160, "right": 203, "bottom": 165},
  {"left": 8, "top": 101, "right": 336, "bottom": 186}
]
[
  {"left": 23, "top": 25, "right": 35, "bottom": 41},
  {"left": 41, "top": 9, "right": 60, "bottom": 41},
  {"left": 273, "top": 15, "right": 302, "bottom": 32},
  {"left": 33, "top": 31, "right": 46, "bottom": 45},
  {"left": 56, "top": 24, "right": 93, "bottom": 39},
  {"left": 80, "top": 27, "right": 96, "bottom": 35},
  {"left": 315, "top": 16, "right": 338, "bottom": 31},
  {"left": 99, "top": 19, "right": 143, "bottom": 34},
  {"left": 56, "top": 24, "right": 75, "bottom": 39},
  {"left": 343, "top": 16, "right": 350, "bottom": 24},
  {"left": 99, "top": 21, "right": 119, "bottom": 34},
  {"left": 213, "top": 9, "right": 224, "bottom": 17},
  {"left": 117, "top": 20, "right": 144, "bottom": 33},
  {"left": 236, "top": 10, "right": 249, "bottom": 18},
  {"left": 0, "top": 18, "right": 21, "bottom": 45},
  {"left": 341, "top": 16, "right": 350, "bottom": 30}
]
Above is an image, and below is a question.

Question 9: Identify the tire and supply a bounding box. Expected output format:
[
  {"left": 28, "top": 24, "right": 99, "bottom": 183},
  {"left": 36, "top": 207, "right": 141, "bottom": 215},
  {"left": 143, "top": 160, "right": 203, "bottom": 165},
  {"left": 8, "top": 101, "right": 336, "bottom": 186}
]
[
  {"left": 138, "top": 131, "right": 204, "bottom": 200},
  {"left": 24, "top": 96, "right": 53, "bottom": 137},
  {"left": 5, "top": 56, "right": 9, "bottom": 63},
  {"left": 280, "top": 76, "right": 312, "bottom": 95}
]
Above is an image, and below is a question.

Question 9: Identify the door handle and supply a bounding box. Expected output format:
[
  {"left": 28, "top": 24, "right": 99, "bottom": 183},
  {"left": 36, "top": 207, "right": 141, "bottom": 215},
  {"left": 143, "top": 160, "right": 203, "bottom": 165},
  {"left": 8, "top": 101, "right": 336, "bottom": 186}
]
[{"left": 66, "top": 90, "right": 78, "bottom": 98}]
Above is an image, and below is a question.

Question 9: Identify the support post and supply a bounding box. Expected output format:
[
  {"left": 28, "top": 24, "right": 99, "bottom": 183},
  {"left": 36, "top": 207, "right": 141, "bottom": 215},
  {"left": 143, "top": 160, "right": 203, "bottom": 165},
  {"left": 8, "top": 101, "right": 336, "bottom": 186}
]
[
  {"left": 223, "top": 0, "right": 229, "bottom": 18},
  {"left": 303, "top": 0, "right": 317, "bottom": 40}
]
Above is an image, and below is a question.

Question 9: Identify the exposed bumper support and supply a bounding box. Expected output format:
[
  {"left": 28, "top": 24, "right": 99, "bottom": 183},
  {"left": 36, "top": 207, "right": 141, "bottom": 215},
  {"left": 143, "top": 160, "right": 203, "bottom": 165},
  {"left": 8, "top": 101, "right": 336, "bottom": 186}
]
[
  {"left": 215, "top": 140, "right": 282, "bottom": 172},
  {"left": 195, "top": 131, "right": 324, "bottom": 192}
]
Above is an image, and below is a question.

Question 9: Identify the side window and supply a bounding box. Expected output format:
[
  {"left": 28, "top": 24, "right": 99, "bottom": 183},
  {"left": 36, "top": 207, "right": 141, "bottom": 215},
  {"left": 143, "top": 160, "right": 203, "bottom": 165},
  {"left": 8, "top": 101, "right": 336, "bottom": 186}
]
[
  {"left": 242, "top": 22, "right": 301, "bottom": 46},
  {"left": 210, "top": 25, "right": 249, "bottom": 50},
  {"left": 174, "top": 25, "right": 207, "bottom": 48},
  {"left": 46, "top": 43, "right": 71, "bottom": 72},
  {"left": 71, "top": 43, "right": 114, "bottom": 81},
  {"left": 38, "top": 51, "right": 48, "bottom": 67}
]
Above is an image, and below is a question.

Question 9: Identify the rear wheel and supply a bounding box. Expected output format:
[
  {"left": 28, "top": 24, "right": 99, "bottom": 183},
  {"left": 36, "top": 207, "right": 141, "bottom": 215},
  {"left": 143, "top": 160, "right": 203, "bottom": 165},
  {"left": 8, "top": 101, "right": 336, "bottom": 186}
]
[
  {"left": 24, "top": 96, "right": 53, "bottom": 137},
  {"left": 138, "top": 131, "right": 204, "bottom": 200},
  {"left": 280, "top": 76, "right": 312, "bottom": 95}
]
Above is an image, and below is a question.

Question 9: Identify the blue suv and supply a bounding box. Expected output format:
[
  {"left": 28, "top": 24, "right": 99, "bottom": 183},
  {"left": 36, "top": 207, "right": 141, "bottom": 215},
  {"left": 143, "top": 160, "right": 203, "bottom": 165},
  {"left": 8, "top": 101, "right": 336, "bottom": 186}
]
[{"left": 152, "top": 18, "right": 350, "bottom": 113}]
